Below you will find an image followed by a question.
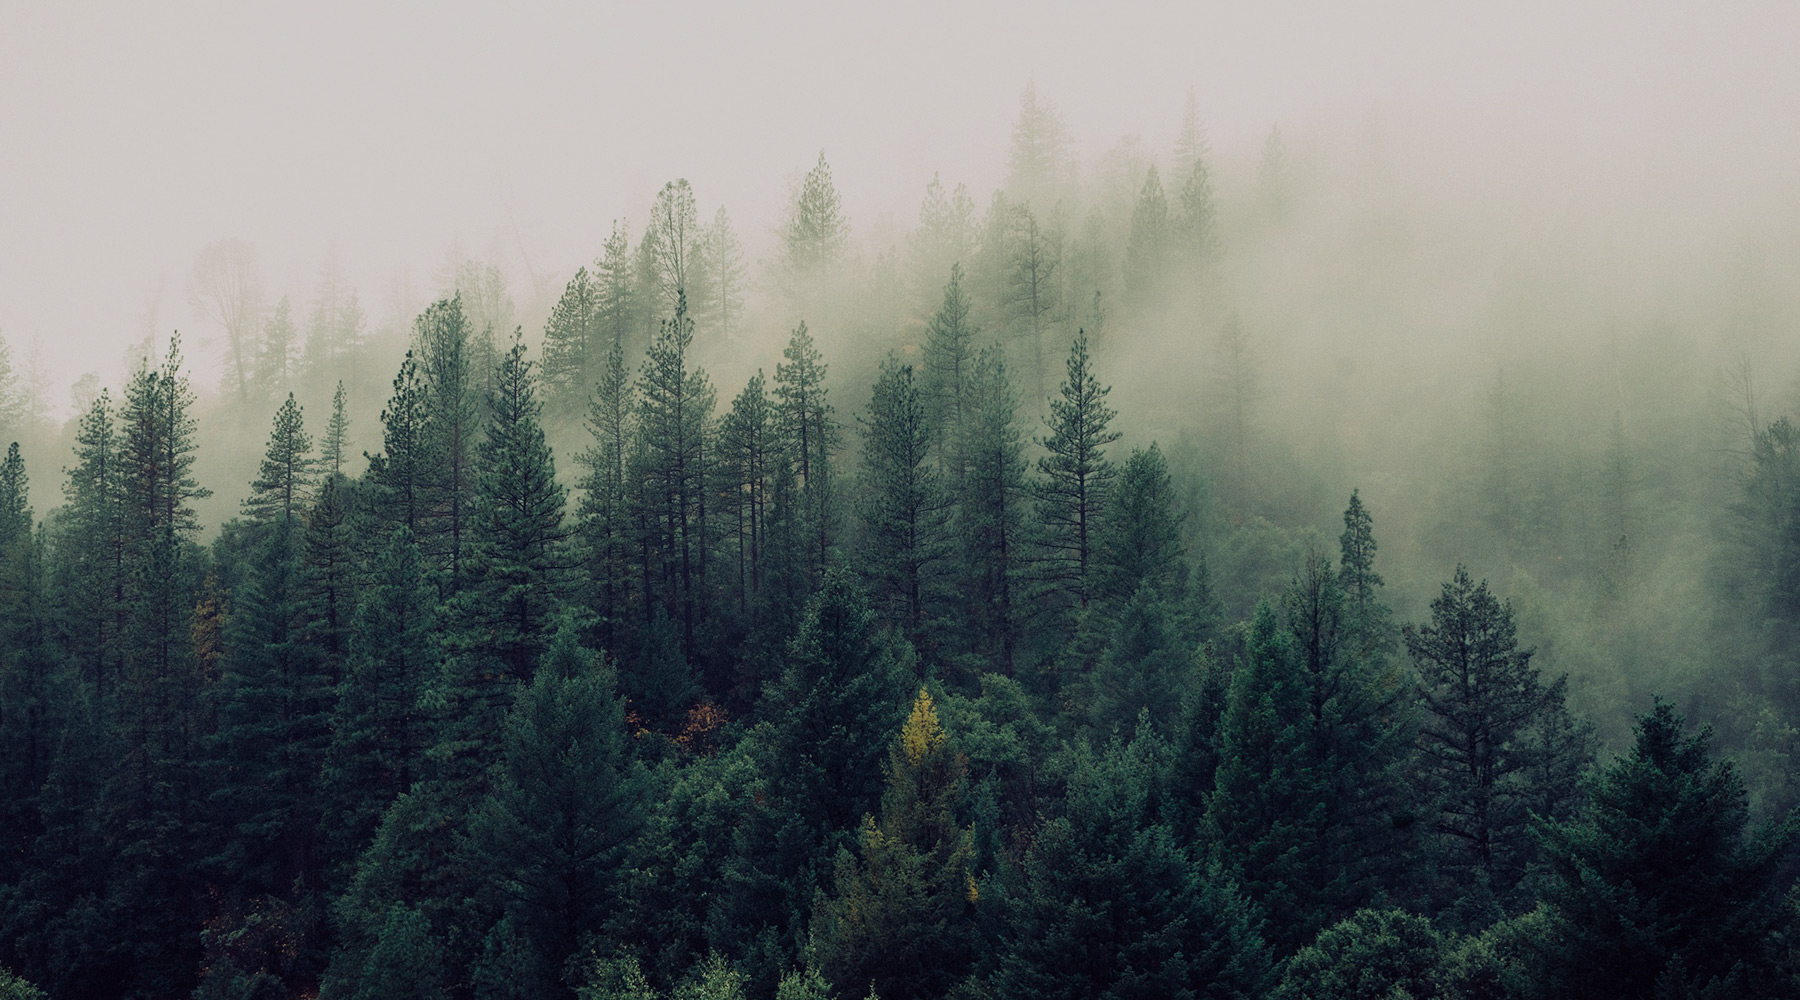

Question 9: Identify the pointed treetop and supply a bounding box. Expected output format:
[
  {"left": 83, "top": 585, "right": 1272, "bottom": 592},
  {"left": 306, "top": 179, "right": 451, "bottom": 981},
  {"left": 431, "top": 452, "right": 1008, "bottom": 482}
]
[{"left": 900, "top": 687, "right": 946, "bottom": 767}]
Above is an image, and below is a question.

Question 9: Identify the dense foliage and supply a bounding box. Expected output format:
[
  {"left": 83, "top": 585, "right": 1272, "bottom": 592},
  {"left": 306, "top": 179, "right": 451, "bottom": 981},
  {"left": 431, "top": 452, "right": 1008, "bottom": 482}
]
[{"left": 2, "top": 90, "right": 1799, "bottom": 1000}]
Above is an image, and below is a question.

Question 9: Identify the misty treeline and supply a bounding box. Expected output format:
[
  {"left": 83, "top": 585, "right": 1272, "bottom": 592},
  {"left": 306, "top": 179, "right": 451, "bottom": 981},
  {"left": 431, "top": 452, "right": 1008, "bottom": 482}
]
[{"left": 3, "top": 85, "right": 1800, "bottom": 1000}]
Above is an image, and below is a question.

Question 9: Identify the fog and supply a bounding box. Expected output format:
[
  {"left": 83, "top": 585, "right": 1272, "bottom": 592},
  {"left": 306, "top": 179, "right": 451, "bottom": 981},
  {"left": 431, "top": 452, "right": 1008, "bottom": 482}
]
[
  {"left": 5, "top": 2, "right": 1797, "bottom": 397},
  {"left": 11, "top": 6, "right": 1800, "bottom": 996}
]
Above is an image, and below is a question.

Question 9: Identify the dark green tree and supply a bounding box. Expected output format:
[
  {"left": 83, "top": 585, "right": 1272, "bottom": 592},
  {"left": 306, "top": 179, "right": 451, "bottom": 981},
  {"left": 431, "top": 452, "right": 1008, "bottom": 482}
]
[
  {"left": 365, "top": 353, "right": 430, "bottom": 538},
  {"left": 989, "top": 726, "right": 1272, "bottom": 1000},
  {"left": 320, "top": 529, "right": 439, "bottom": 882},
  {"left": 577, "top": 339, "right": 636, "bottom": 657},
  {"left": 634, "top": 294, "right": 715, "bottom": 656},
  {"left": 1405, "top": 566, "right": 1580, "bottom": 903},
  {"left": 921, "top": 263, "right": 978, "bottom": 477},
  {"left": 1034, "top": 329, "right": 1119, "bottom": 615},
  {"left": 956, "top": 346, "right": 1029, "bottom": 674},
  {"left": 417, "top": 296, "right": 481, "bottom": 593},
  {"left": 542, "top": 266, "right": 601, "bottom": 414},
  {"left": 858, "top": 357, "right": 953, "bottom": 641},
  {"left": 1531, "top": 701, "right": 1800, "bottom": 998},
  {"left": 773, "top": 322, "right": 836, "bottom": 581},
  {"left": 462, "top": 626, "right": 650, "bottom": 999},
  {"left": 321, "top": 379, "right": 351, "bottom": 482},
  {"left": 457, "top": 331, "right": 571, "bottom": 680},
  {"left": 242, "top": 392, "right": 317, "bottom": 525},
  {"left": 1094, "top": 443, "right": 1184, "bottom": 603}
]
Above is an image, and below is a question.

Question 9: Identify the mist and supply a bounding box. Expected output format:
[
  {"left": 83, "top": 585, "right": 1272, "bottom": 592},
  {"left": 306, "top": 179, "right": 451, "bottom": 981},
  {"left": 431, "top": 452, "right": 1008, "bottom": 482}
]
[{"left": 4, "top": 4, "right": 1800, "bottom": 998}]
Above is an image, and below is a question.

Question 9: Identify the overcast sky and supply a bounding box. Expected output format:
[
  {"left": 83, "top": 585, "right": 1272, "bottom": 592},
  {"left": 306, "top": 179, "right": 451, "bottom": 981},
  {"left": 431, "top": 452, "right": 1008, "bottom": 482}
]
[{"left": 3, "top": 1, "right": 1797, "bottom": 403}]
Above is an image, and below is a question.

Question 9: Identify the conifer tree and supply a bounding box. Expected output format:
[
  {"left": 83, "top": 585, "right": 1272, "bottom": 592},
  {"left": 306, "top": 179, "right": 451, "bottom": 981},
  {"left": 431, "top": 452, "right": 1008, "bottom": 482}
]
[
  {"left": 780, "top": 152, "right": 851, "bottom": 290},
  {"left": 243, "top": 392, "right": 317, "bottom": 524},
  {"left": 458, "top": 331, "right": 571, "bottom": 680},
  {"left": 463, "top": 625, "right": 650, "bottom": 997},
  {"left": 1531, "top": 701, "right": 1799, "bottom": 997},
  {"left": 1003, "top": 205, "right": 1062, "bottom": 400},
  {"left": 303, "top": 473, "right": 355, "bottom": 683},
  {"left": 717, "top": 372, "right": 776, "bottom": 614},
  {"left": 956, "top": 346, "right": 1028, "bottom": 673},
  {"left": 1175, "top": 156, "right": 1220, "bottom": 281},
  {"left": 990, "top": 725, "right": 1272, "bottom": 1000},
  {"left": 857, "top": 357, "right": 952, "bottom": 640},
  {"left": 1406, "top": 566, "right": 1576, "bottom": 900},
  {"left": 542, "top": 266, "right": 600, "bottom": 413},
  {"left": 649, "top": 179, "right": 704, "bottom": 319},
  {"left": 702, "top": 207, "right": 748, "bottom": 342},
  {"left": 322, "top": 380, "right": 351, "bottom": 482},
  {"left": 812, "top": 689, "right": 976, "bottom": 1000},
  {"left": 206, "top": 518, "right": 330, "bottom": 905},
  {"left": 910, "top": 174, "right": 977, "bottom": 306},
  {"left": 416, "top": 296, "right": 481, "bottom": 592},
  {"left": 635, "top": 294, "right": 715, "bottom": 654},
  {"left": 773, "top": 322, "right": 835, "bottom": 579},
  {"left": 1034, "top": 329, "right": 1119, "bottom": 614},
  {"left": 1124, "top": 166, "right": 1171, "bottom": 303},
  {"left": 54, "top": 390, "right": 126, "bottom": 709},
  {"left": 578, "top": 339, "right": 636, "bottom": 656},
  {"left": 1094, "top": 443, "right": 1184, "bottom": 603},
  {"left": 365, "top": 352, "right": 429, "bottom": 538},
  {"left": 921, "top": 263, "right": 978, "bottom": 476},
  {"left": 320, "top": 529, "right": 438, "bottom": 881},
  {"left": 595, "top": 220, "right": 645, "bottom": 358}
]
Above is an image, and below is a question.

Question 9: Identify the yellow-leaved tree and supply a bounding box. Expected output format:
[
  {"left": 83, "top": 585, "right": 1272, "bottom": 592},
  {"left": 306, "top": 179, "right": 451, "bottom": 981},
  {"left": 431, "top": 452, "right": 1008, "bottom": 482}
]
[{"left": 809, "top": 688, "right": 976, "bottom": 1000}]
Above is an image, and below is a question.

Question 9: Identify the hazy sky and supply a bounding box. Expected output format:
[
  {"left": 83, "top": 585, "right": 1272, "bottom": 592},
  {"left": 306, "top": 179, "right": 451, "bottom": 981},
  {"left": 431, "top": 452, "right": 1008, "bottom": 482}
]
[{"left": 3, "top": 1, "right": 1797, "bottom": 403}]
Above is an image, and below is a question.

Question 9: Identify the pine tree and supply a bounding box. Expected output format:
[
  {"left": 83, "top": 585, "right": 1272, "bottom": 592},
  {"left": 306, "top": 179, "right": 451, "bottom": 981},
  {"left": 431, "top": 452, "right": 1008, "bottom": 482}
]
[
  {"left": 322, "top": 380, "right": 351, "bottom": 482},
  {"left": 811, "top": 689, "right": 976, "bottom": 1000},
  {"left": 462, "top": 626, "right": 650, "bottom": 998},
  {"left": 365, "top": 352, "right": 430, "bottom": 538},
  {"left": 53, "top": 391, "right": 126, "bottom": 710},
  {"left": 320, "top": 529, "right": 439, "bottom": 882},
  {"left": 577, "top": 339, "right": 637, "bottom": 657},
  {"left": 779, "top": 152, "right": 851, "bottom": 290},
  {"left": 956, "top": 346, "right": 1028, "bottom": 673},
  {"left": 595, "top": 220, "right": 645, "bottom": 359},
  {"left": 457, "top": 331, "right": 571, "bottom": 680},
  {"left": 302, "top": 473, "right": 356, "bottom": 684},
  {"left": 205, "top": 518, "right": 330, "bottom": 906},
  {"left": 635, "top": 294, "right": 715, "bottom": 656},
  {"left": 255, "top": 295, "right": 299, "bottom": 394},
  {"left": 742, "top": 571, "right": 911, "bottom": 948},
  {"left": 702, "top": 207, "right": 748, "bottom": 342},
  {"left": 989, "top": 726, "right": 1272, "bottom": 1000},
  {"left": 416, "top": 296, "right": 481, "bottom": 592},
  {"left": 717, "top": 372, "right": 776, "bottom": 615},
  {"left": 1531, "top": 701, "right": 1799, "bottom": 998},
  {"left": 921, "top": 263, "right": 978, "bottom": 477},
  {"left": 1406, "top": 566, "right": 1575, "bottom": 900},
  {"left": 242, "top": 392, "right": 317, "bottom": 525},
  {"left": 1094, "top": 444, "right": 1184, "bottom": 603},
  {"left": 1003, "top": 205, "right": 1062, "bottom": 401},
  {"left": 773, "top": 322, "right": 835, "bottom": 580},
  {"left": 1005, "top": 80, "right": 1072, "bottom": 208},
  {"left": 910, "top": 174, "right": 976, "bottom": 307},
  {"left": 542, "top": 266, "right": 600, "bottom": 414},
  {"left": 857, "top": 357, "right": 952, "bottom": 640},
  {"left": 1174, "top": 156, "right": 1220, "bottom": 281},
  {"left": 1034, "top": 329, "right": 1120, "bottom": 614},
  {"left": 1124, "top": 166, "right": 1171, "bottom": 303},
  {"left": 649, "top": 179, "right": 704, "bottom": 320}
]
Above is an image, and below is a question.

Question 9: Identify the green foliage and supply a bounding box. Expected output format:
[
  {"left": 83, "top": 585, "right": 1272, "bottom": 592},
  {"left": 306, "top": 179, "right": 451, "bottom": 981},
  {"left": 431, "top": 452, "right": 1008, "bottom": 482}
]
[
  {"left": 812, "top": 690, "right": 976, "bottom": 1000},
  {"left": 463, "top": 624, "right": 650, "bottom": 996},
  {"left": 243, "top": 393, "right": 316, "bottom": 524},
  {"left": 0, "top": 967, "right": 46, "bottom": 1000},
  {"left": 1530, "top": 700, "right": 1800, "bottom": 998},
  {"left": 1271, "top": 908, "right": 1445, "bottom": 1000},
  {"left": 1034, "top": 329, "right": 1119, "bottom": 616},
  {"left": 988, "top": 725, "right": 1273, "bottom": 1000},
  {"left": 857, "top": 357, "right": 952, "bottom": 639},
  {"left": 1406, "top": 566, "right": 1583, "bottom": 901}
]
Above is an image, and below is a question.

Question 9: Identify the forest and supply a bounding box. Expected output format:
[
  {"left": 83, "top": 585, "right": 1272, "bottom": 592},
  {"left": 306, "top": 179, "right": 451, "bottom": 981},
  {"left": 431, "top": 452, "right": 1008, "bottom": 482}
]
[{"left": 3, "top": 81, "right": 1800, "bottom": 1000}]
